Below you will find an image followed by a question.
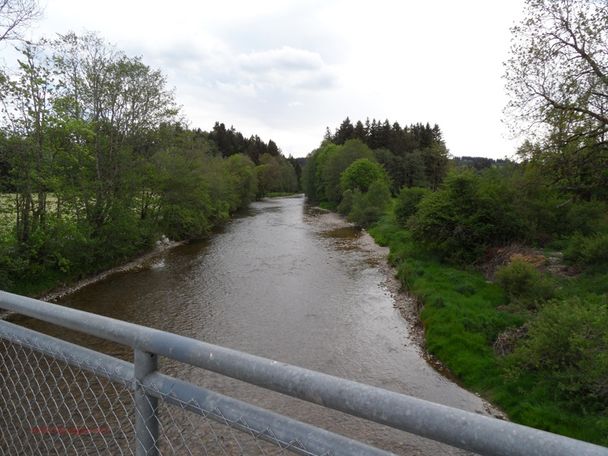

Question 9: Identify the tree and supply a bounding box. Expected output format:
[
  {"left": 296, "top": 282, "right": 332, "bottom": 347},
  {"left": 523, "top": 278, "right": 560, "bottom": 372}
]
[
  {"left": 348, "top": 179, "right": 391, "bottom": 227},
  {"left": 340, "top": 158, "right": 389, "bottom": 194},
  {"left": 321, "top": 139, "right": 374, "bottom": 204},
  {"left": 0, "top": 43, "right": 53, "bottom": 242},
  {"left": 505, "top": 0, "right": 608, "bottom": 198},
  {"left": 0, "top": 0, "right": 40, "bottom": 43},
  {"left": 334, "top": 117, "right": 354, "bottom": 144},
  {"left": 421, "top": 143, "right": 449, "bottom": 190}
]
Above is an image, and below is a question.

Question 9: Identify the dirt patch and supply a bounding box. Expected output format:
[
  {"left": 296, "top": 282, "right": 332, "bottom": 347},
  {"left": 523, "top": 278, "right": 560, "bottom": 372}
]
[{"left": 481, "top": 244, "right": 576, "bottom": 280}]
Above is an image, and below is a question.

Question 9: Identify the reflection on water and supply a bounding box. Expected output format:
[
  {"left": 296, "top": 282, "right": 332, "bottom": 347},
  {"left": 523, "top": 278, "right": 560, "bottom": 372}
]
[{"left": 8, "top": 196, "right": 488, "bottom": 455}]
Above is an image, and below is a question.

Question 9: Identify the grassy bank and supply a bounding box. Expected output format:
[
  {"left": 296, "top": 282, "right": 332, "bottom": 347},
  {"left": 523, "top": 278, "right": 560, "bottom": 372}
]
[{"left": 368, "top": 214, "right": 608, "bottom": 446}]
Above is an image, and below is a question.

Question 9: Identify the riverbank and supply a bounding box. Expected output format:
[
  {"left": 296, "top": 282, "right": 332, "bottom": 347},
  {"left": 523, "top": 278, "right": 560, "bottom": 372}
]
[
  {"left": 0, "top": 239, "right": 186, "bottom": 320},
  {"left": 316, "top": 208, "right": 505, "bottom": 419},
  {"left": 367, "top": 214, "right": 608, "bottom": 446},
  {"left": 39, "top": 239, "right": 186, "bottom": 303}
]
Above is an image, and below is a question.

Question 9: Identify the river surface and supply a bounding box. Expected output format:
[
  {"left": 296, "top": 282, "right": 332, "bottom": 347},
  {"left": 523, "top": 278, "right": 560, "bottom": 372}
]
[{"left": 8, "top": 196, "right": 493, "bottom": 455}]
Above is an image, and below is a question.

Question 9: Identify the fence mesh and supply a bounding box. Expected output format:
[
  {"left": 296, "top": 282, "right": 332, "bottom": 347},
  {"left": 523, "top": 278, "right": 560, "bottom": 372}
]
[{"left": 0, "top": 336, "right": 321, "bottom": 456}]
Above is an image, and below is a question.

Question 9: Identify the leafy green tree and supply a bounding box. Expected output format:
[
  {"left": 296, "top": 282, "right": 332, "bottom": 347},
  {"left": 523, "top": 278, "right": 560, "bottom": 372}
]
[
  {"left": 256, "top": 153, "right": 297, "bottom": 196},
  {"left": 340, "top": 158, "right": 389, "bottom": 194},
  {"left": 402, "top": 151, "right": 427, "bottom": 188},
  {"left": 152, "top": 146, "right": 213, "bottom": 239},
  {"left": 334, "top": 117, "right": 355, "bottom": 144},
  {"left": 394, "top": 187, "right": 430, "bottom": 226},
  {"left": 348, "top": 180, "right": 391, "bottom": 227},
  {"left": 420, "top": 143, "right": 449, "bottom": 190},
  {"left": 373, "top": 148, "right": 403, "bottom": 192},
  {"left": 410, "top": 171, "right": 524, "bottom": 263},
  {"left": 505, "top": 0, "right": 608, "bottom": 199},
  {"left": 302, "top": 142, "right": 339, "bottom": 202},
  {"left": 321, "top": 139, "right": 375, "bottom": 204},
  {"left": 225, "top": 154, "right": 258, "bottom": 209},
  {"left": 0, "top": 43, "right": 53, "bottom": 243}
]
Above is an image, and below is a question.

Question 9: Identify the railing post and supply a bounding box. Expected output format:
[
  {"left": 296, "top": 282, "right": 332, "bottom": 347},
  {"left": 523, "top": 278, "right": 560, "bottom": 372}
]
[{"left": 134, "top": 349, "right": 159, "bottom": 456}]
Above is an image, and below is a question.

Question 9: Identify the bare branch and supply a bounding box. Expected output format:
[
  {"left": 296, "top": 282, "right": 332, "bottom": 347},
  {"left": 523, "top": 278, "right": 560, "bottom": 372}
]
[{"left": 0, "top": 0, "right": 40, "bottom": 43}]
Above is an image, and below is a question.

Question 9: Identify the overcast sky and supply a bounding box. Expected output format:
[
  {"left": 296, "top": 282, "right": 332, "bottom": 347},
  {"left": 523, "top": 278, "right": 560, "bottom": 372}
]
[{"left": 19, "top": 0, "right": 525, "bottom": 158}]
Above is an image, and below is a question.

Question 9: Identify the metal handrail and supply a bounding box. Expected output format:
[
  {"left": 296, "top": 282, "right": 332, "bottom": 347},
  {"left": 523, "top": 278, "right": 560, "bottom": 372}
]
[{"left": 1, "top": 290, "right": 607, "bottom": 456}]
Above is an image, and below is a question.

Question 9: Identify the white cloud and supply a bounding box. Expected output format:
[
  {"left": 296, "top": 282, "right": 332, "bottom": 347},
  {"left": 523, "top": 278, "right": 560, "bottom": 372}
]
[{"left": 17, "top": 0, "right": 526, "bottom": 158}]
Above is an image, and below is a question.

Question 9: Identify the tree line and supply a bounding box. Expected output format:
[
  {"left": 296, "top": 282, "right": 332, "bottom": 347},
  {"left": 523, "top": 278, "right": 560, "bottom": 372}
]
[
  {"left": 303, "top": 117, "right": 450, "bottom": 227},
  {"left": 323, "top": 117, "right": 449, "bottom": 192},
  {"left": 0, "top": 32, "right": 298, "bottom": 294}
]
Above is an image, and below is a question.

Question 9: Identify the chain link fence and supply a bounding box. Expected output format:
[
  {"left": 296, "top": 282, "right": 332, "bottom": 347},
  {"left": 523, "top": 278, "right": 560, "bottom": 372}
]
[
  {"left": 0, "top": 336, "right": 334, "bottom": 455},
  {"left": 2, "top": 291, "right": 607, "bottom": 456},
  {"left": 0, "top": 337, "right": 135, "bottom": 455}
]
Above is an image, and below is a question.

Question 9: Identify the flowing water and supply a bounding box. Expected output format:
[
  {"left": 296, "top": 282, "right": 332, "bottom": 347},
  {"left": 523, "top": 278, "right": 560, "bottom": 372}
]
[{"left": 9, "top": 196, "right": 494, "bottom": 455}]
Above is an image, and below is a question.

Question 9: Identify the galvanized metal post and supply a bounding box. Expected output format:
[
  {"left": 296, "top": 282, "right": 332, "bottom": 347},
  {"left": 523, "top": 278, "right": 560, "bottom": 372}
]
[{"left": 134, "top": 349, "right": 159, "bottom": 456}]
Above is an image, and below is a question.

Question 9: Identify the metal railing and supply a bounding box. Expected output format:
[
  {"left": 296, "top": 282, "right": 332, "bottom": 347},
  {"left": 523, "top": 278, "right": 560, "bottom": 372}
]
[{"left": 0, "top": 290, "right": 606, "bottom": 456}]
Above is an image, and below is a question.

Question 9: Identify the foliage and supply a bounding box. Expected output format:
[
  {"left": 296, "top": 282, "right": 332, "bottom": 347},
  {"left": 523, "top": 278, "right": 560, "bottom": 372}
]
[
  {"left": 495, "top": 259, "right": 555, "bottom": 308},
  {"left": 564, "top": 233, "right": 608, "bottom": 268},
  {"left": 302, "top": 140, "right": 374, "bottom": 204},
  {"left": 394, "top": 187, "right": 430, "bottom": 226},
  {"left": 321, "top": 139, "right": 375, "bottom": 204},
  {"left": 208, "top": 121, "right": 282, "bottom": 165},
  {"left": 505, "top": 0, "right": 608, "bottom": 199},
  {"left": 0, "top": 33, "right": 288, "bottom": 295},
  {"left": 337, "top": 189, "right": 353, "bottom": 216},
  {"left": 339, "top": 158, "right": 389, "bottom": 193},
  {"left": 368, "top": 215, "right": 608, "bottom": 445},
  {"left": 323, "top": 118, "right": 449, "bottom": 192},
  {"left": 508, "top": 296, "right": 608, "bottom": 407},
  {"left": 348, "top": 180, "right": 391, "bottom": 227},
  {"left": 255, "top": 153, "right": 298, "bottom": 197},
  {"left": 409, "top": 171, "right": 523, "bottom": 263}
]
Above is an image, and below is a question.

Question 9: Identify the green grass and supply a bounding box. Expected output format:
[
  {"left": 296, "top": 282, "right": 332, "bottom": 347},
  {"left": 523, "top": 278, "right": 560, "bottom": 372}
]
[{"left": 368, "top": 214, "right": 608, "bottom": 446}]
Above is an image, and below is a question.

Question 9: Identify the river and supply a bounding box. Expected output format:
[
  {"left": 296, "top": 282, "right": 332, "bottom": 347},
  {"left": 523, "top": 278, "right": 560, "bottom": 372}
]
[{"left": 9, "top": 195, "right": 494, "bottom": 455}]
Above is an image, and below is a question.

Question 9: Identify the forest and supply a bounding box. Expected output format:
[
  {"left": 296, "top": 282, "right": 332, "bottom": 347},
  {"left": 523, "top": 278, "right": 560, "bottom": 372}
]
[
  {"left": 303, "top": 0, "right": 608, "bottom": 446},
  {"left": 0, "top": 32, "right": 299, "bottom": 295}
]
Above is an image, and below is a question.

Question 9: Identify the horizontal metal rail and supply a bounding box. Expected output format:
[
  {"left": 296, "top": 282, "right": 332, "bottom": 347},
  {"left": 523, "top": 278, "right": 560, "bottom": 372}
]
[
  {"left": 0, "top": 320, "right": 390, "bottom": 456},
  {"left": 1, "top": 290, "right": 607, "bottom": 456}
]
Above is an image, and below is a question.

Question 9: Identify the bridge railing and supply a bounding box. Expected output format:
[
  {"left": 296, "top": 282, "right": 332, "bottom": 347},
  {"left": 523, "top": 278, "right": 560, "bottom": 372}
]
[{"left": 1, "top": 290, "right": 606, "bottom": 456}]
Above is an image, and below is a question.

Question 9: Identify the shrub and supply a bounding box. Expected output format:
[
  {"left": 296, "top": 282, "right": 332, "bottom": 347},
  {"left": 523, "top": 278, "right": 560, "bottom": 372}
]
[
  {"left": 409, "top": 171, "right": 523, "bottom": 263},
  {"left": 495, "top": 259, "right": 555, "bottom": 307},
  {"left": 508, "top": 296, "right": 608, "bottom": 407},
  {"left": 564, "top": 233, "right": 608, "bottom": 268},
  {"left": 337, "top": 189, "right": 353, "bottom": 215},
  {"left": 394, "top": 187, "right": 430, "bottom": 226},
  {"left": 564, "top": 200, "right": 608, "bottom": 236},
  {"left": 348, "top": 180, "right": 391, "bottom": 227}
]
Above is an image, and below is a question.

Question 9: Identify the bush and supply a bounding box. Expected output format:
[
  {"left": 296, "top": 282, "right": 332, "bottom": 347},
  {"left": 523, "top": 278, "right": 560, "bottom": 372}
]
[
  {"left": 508, "top": 296, "right": 608, "bottom": 407},
  {"left": 495, "top": 259, "right": 555, "bottom": 307},
  {"left": 564, "top": 200, "right": 608, "bottom": 236},
  {"left": 409, "top": 171, "right": 523, "bottom": 263},
  {"left": 337, "top": 189, "right": 353, "bottom": 215},
  {"left": 0, "top": 237, "right": 27, "bottom": 289},
  {"left": 564, "top": 233, "right": 608, "bottom": 268},
  {"left": 348, "top": 180, "right": 391, "bottom": 227},
  {"left": 394, "top": 187, "right": 430, "bottom": 226}
]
